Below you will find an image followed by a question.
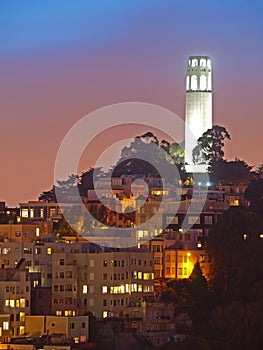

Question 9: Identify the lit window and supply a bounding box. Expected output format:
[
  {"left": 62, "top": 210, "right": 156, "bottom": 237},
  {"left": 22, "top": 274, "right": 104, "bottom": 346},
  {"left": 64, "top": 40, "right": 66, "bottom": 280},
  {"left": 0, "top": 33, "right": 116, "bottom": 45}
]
[
  {"left": 191, "top": 59, "right": 198, "bottom": 67},
  {"left": 10, "top": 300, "right": 15, "bottom": 308},
  {"left": 102, "top": 311, "right": 108, "bottom": 318},
  {"left": 3, "top": 322, "right": 9, "bottom": 330},
  {"left": 138, "top": 272, "right": 142, "bottom": 280},
  {"left": 243, "top": 233, "right": 248, "bottom": 240},
  {"left": 200, "top": 58, "right": 206, "bottom": 67},
  {"left": 40, "top": 208, "right": 44, "bottom": 218},
  {"left": 259, "top": 234, "right": 263, "bottom": 239},
  {"left": 47, "top": 248, "right": 52, "bottom": 255},
  {"left": 56, "top": 310, "right": 62, "bottom": 316},
  {"left": 30, "top": 209, "right": 34, "bottom": 218},
  {"left": 200, "top": 75, "right": 207, "bottom": 90},
  {"left": 5, "top": 300, "right": 9, "bottom": 306},
  {"left": 20, "top": 298, "right": 26, "bottom": 308},
  {"left": 20, "top": 312, "right": 25, "bottom": 322},
  {"left": 191, "top": 75, "right": 198, "bottom": 90},
  {"left": 35, "top": 228, "right": 40, "bottom": 237},
  {"left": 102, "top": 286, "right": 108, "bottom": 294},
  {"left": 19, "top": 326, "right": 25, "bottom": 335},
  {"left": 16, "top": 299, "right": 20, "bottom": 307},
  {"left": 83, "top": 285, "right": 88, "bottom": 294},
  {"left": 21, "top": 209, "right": 28, "bottom": 218},
  {"left": 1, "top": 248, "right": 10, "bottom": 255}
]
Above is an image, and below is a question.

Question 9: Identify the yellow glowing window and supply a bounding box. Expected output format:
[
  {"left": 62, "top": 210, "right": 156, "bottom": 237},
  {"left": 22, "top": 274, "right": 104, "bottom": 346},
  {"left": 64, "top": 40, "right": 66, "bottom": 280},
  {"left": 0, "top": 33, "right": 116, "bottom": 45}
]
[
  {"left": 102, "top": 311, "right": 107, "bottom": 318},
  {"left": 20, "top": 298, "right": 26, "bottom": 308},
  {"left": 21, "top": 209, "right": 28, "bottom": 218},
  {"left": 83, "top": 285, "right": 88, "bottom": 294},
  {"left": 5, "top": 300, "right": 9, "bottom": 306},
  {"left": 16, "top": 299, "right": 20, "bottom": 307},
  {"left": 3, "top": 322, "right": 9, "bottom": 330},
  {"left": 20, "top": 312, "right": 25, "bottom": 322},
  {"left": 47, "top": 248, "right": 52, "bottom": 255},
  {"left": 138, "top": 285, "right": 143, "bottom": 292},
  {"left": 138, "top": 272, "right": 142, "bottom": 279},
  {"left": 143, "top": 273, "right": 150, "bottom": 280},
  {"left": 102, "top": 286, "right": 107, "bottom": 294},
  {"left": 19, "top": 326, "right": 25, "bottom": 335},
  {"left": 10, "top": 300, "right": 15, "bottom": 308}
]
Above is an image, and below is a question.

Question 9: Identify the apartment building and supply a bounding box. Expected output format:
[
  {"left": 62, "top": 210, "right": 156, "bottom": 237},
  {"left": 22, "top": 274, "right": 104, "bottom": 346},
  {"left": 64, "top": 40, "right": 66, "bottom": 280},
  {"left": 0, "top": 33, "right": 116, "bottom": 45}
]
[
  {"left": 0, "top": 260, "right": 31, "bottom": 337},
  {"left": 51, "top": 251, "right": 154, "bottom": 319}
]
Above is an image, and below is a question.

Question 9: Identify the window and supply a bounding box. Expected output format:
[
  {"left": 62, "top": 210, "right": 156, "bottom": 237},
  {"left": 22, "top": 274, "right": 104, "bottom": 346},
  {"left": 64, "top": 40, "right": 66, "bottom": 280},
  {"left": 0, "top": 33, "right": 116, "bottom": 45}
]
[
  {"left": 3, "top": 322, "right": 9, "bottom": 330},
  {"left": 59, "top": 259, "right": 64, "bottom": 266},
  {"left": 191, "top": 75, "right": 197, "bottom": 90},
  {"left": 21, "top": 209, "right": 28, "bottom": 218},
  {"left": 65, "top": 285, "right": 72, "bottom": 291},
  {"left": 65, "top": 271, "right": 72, "bottom": 278},
  {"left": 82, "top": 322, "right": 86, "bottom": 329},
  {"left": 200, "top": 75, "right": 206, "bottom": 90},
  {"left": 70, "top": 323, "right": 75, "bottom": 330},
  {"left": 102, "top": 286, "right": 108, "bottom": 294},
  {"left": 188, "top": 216, "right": 200, "bottom": 225},
  {"left": 47, "top": 248, "right": 52, "bottom": 255},
  {"left": 191, "top": 58, "right": 198, "bottom": 67},
  {"left": 59, "top": 272, "right": 64, "bottom": 279},
  {"left": 83, "top": 285, "right": 88, "bottom": 294},
  {"left": 205, "top": 216, "right": 213, "bottom": 225},
  {"left": 90, "top": 259, "right": 94, "bottom": 267},
  {"left": 90, "top": 273, "right": 94, "bottom": 280}
]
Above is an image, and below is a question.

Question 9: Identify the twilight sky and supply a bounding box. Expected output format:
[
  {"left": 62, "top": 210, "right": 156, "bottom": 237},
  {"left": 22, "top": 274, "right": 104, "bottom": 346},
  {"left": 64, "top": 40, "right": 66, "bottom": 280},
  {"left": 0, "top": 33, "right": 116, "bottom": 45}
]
[{"left": 1, "top": 0, "right": 263, "bottom": 206}]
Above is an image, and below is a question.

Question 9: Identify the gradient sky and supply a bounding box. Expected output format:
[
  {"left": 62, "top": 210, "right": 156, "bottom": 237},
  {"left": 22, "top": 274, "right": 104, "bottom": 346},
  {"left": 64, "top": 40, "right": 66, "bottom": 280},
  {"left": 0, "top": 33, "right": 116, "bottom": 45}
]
[{"left": 1, "top": 0, "right": 263, "bottom": 206}]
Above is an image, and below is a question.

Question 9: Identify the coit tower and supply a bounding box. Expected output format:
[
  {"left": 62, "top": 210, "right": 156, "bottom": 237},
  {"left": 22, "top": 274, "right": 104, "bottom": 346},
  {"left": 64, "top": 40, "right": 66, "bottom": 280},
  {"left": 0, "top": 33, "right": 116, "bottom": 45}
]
[{"left": 185, "top": 56, "right": 213, "bottom": 172}]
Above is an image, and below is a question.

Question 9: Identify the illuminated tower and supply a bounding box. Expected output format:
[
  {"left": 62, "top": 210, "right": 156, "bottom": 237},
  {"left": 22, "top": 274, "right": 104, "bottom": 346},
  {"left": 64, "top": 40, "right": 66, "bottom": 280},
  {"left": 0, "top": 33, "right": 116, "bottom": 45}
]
[{"left": 185, "top": 56, "right": 212, "bottom": 172}]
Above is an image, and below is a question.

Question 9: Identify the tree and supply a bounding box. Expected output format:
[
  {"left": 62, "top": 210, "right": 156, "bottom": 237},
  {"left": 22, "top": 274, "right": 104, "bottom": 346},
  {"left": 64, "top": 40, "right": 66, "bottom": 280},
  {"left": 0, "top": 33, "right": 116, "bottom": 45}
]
[
  {"left": 244, "top": 178, "right": 263, "bottom": 214},
  {"left": 193, "top": 125, "right": 230, "bottom": 167},
  {"left": 211, "top": 159, "right": 253, "bottom": 186},
  {"left": 207, "top": 206, "right": 263, "bottom": 303}
]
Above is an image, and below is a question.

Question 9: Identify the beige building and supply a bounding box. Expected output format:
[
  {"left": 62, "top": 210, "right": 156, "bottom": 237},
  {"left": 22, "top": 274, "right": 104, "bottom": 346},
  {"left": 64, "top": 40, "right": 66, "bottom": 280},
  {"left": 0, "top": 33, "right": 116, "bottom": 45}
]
[
  {"left": 51, "top": 251, "right": 154, "bottom": 319},
  {"left": 0, "top": 260, "right": 31, "bottom": 337},
  {"left": 0, "top": 223, "right": 51, "bottom": 243},
  {"left": 25, "top": 315, "right": 89, "bottom": 343},
  {"left": 0, "top": 314, "right": 11, "bottom": 343},
  {"left": 164, "top": 248, "right": 210, "bottom": 280}
]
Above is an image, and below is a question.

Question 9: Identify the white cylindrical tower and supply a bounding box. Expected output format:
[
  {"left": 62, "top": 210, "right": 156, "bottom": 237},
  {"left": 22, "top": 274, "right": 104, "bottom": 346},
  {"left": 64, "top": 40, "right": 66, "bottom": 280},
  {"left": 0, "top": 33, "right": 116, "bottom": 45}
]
[{"left": 185, "top": 56, "right": 213, "bottom": 172}]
